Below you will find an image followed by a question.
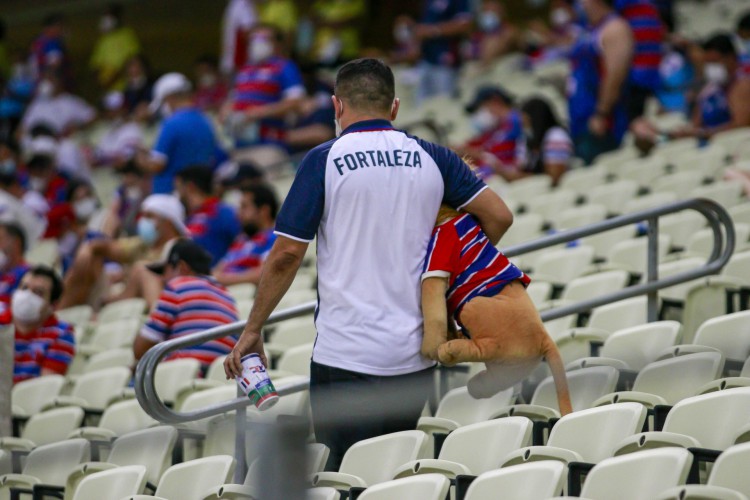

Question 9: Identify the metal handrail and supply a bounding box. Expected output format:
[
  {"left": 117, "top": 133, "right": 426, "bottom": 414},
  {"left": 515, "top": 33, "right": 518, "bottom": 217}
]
[{"left": 135, "top": 197, "right": 734, "bottom": 422}]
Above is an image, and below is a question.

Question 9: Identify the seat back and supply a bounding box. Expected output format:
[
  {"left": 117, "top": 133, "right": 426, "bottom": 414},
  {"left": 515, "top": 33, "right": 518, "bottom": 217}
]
[
  {"left": 339, "top": 431, "right": 427, "bottom": 485},
  {"left": 109, "top": 426, "right": 178, "bottom": 486},
  {"left": 55, "top": 305, "right": 94, "bottom": 330},
  {"left": 588, "top": 297, "right": 649, "bottom": 332},
  {"left": 277, "top": 344, "right": 314, "bottom": 376},
  {"left": 89, "top": 318, "right": 142, "bottom": 349},
  {"left": 533, "top": 246, "right": 595, "bottom": 283},
  {"left": 606, "top": 235, "right": 671, "bottom": 276},
  {"left": 83, "top": 348, "right": 135, "bottom": 374},
  {"left": 269, "top": 318, "right": 317, "bottom": 347},
  {"left": 98, "top": 399, "right": 158, "bottom": 436},
  {"left": 72, "top": 465, "right": 147, "bottom": 500},
  {"left": 532, "top": 366, "right": 619, "bottom": 412},
  {"left": 560, "top": 270, "right": 630, "bottom": 303},
  {"left": 435, "top": 386, "right": 514, "bottom": 426},
  {"left": 694, "top": 311, "right": 750, "bottom": 362},
  {"left": 154, "top": 455, "right": 235, "bottom": 500},
  {"left": 547, "top": 403, "right": 648, "bottom": 463},
  {"left": 464, "top": 461, "right": 566, "bottom": 500},
  {"left": 71, "top": 366, "right": 131, "bottom": 410},
  {"left": 155, "top": 358, "right": 202, "bottom": 404},
  {"left": 357, "top": 474, "right": 450, "bottom": 500},
  {"left": 664, "top": 388, "right": 750, "bottom": 450},
  {"left": 308, "top": 487, "right": 341, "bottom": 500},
  {"left": 23, "top": 439, "right": 90, "bottom": 486},
  {"left": 723, "top": 251, "right": 750, "bottom": 285},
  {"left": 308, "top": 443, "right": 330, "bottom": 475},
  {"left": 709, "top": 442, "right": 750, "bottom": 496},
  {"left": 601, "top": 321, "right": 681, "bottom": 371},
  {"left": 22, "top": 406, "right": 85, "bottom": 445},
  {"left": 439, "top": 417, "right": 532, "bottom": 474},
  {"left": 581, "top": 448, "right": 693, "bottom": 500},
  {"left": 98, "top": 298, "right": 146, "bottom": 323},
  {"left": 633, "top": 352, "right": 725, "bottom": 405},
  {"left": 11, "top": 375, "right": 65, "bottom": 415}
]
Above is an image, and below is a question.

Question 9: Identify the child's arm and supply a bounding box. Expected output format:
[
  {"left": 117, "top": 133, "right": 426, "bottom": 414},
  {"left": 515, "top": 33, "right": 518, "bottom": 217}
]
[{"left": 421, "top": 277, "right": 450, "bottom": 361}]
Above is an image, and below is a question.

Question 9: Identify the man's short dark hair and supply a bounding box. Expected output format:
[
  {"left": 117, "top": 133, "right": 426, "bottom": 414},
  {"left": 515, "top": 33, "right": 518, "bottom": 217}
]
[
  {"left": 176, "top": 165, "right": 214, "bottom": 195},
  {"left": 738, "top": 12, "right": 750, "bottom": 34},
  {"left": 0, "top": 221, "right": 27, "bottom": 252},
  {"left": 703, "top": 33, "right": 737, "bottom": 57},
  {"left": 26, "top": 155, "right": 54, "bottom": 172},
  {"left": 334, "top": 58, "right": 395, "bottom": 114},
  {"left": 195, "top": 54, "right": 219, "bottom": 68},
  {"left": 243, "top": 184, "right": 279, "bottom": 220},
  {"left": 26, "top": 265, "right": 63, "bottom": 303},
  {"left": 43, "top": 13, "right": 64, "bottom": 27}
]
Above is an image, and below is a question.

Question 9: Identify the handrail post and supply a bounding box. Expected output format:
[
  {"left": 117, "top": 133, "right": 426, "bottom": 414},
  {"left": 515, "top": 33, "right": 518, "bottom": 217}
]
[
  {"left": 646, "top": 216, "right": 659, "bottom": 322},
  {"left": 234, "top": 386, "right": 247, "bottom": 483}
]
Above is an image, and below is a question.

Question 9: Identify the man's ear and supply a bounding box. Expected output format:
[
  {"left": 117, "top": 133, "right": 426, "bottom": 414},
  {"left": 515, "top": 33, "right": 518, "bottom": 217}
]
[
  {"left": 390, "top": 98, "right": 400, "bottom": 121},
  {"left": 331, "top": 95, "right": 343, "bottom": 119}
]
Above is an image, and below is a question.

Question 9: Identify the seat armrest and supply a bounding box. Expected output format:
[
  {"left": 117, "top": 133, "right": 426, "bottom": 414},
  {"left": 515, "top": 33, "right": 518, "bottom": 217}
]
[
  {"left": 416, "top": 417, "right": 459, "bottom": 435},
  {"left": 392, "top": 459, "right": 471, "bottom": 480},
  {"left": 567, "top": 461, "right": 595, "bottom": 497},
  {"left": 490, "top": 404, "right": 560, "bottom": 421},
  {"left": 592, "top": 391, "right": 668, "bottom": 409},
  {"left": 40, "top": 395, "right": 89, "bottom": 412},
  {"left": 311, "top": 471, "right": 367, "bottom": 489},
  {"left": 0, "top": 438, "right": 36, "bottom": 453},
  {"left": 655, "top": 485, "right": 748, "bottom": 500},
  {"left": 65, "top": 461, "right": 118, "bottom": 494},
  {"left": 696, "top": 377, "right": 750, "bottom": 395},
  {"left": 200, "top": 483, "right": 257, "bottom": 500},
  {"left": 501, "top": 446, "right": 583, "bottom": 468},
  {"left": 614, "top": 431, "right": 700, "bottom": 456},
  {"left": 67, "top": 427, "right": 118, "bottom": 441},
  {"left": 0, "top": 474, "right": 41, "bottom": 490}
]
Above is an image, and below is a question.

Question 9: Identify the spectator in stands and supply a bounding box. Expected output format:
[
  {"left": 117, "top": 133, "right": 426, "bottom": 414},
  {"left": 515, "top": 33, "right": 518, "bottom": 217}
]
[
  {"left": 89, "top": 3, "right": 140, "bottom": 91},
  {"left": 101, "top": 160, "right": 149, "bottom": 238},
  {"left": 470, "top": 0, "right": 520, "bottom": 67},
  {"left": 0, "top": 49, "right": 36, "bottom": 137},
  {"left": 26, "top": 153, "right": 68, "bottom": 213},
  {"left": 656, "top": 41, "right": 695, "bottom": 114},
  {"left": 59, "top": 194, "right": 187, "bottom": 309},
  {"left": 53, "top": 180, "right": 103, "bottom": 273},
  {"left": 412, "top": 0, "right": 473, "bottom": 103},
  {"left": 122, "top": 55, "right": 153, "bottom": 117},
  {"left": 460, "top": 86, "right": 526, "bottom": 179},
  {"left": 9, "top": 265, "right": 75, "bottom": 384},
  {"left": 286, "top": 66, "right": 336, "bottom": 152},
  {"left": 136, "top": 72, "right": 222, "bottom": 194},
  {"left": 221, "top": 0, "right": 258, "bottom": 76},
  {"left": 29, "top": 14, "right": 70, "bottom": 86},
  {"left": 222, "top": 24, "right": 305, "bottom": 151},
  {"left": 258, "top": 0, "right": 298, "bottom": 47},
  {"left": 213, "top": 184, "right": 277, "bottom": 286},
  {"left": 193, "top": 55, "right": 228, "bottom": 113},
  {"left": 520, "top": 97, "right": 572, "bottom": 186},
  {"left": 20, "top": 71, "right": 96, "bottom": 138},
  {"left": 134, "top": 239, "right": 238, "bottom": 370},
  {"left": 92, "top": 91, "right": 144, "bottom": 169},
  {"left": 735, "top": 12, "right": 750, "bottom": 75},
  {"left": 0, "top": 222, "right": 29, "bottom": 306},
  {"left": 526, "top": 0, "right": 582, "bottom": 64},
  {"left": 568, "top": 0, "right": 633, "bottom": 165},
  {"left": 390, "top": 15, "right": 420, "bottom": 65},
  {"left": 174, "top": 165, "right": 240, "bottom": 265},
  {"left": 310, "top": 0, "right": 366, "bottom": 65}
]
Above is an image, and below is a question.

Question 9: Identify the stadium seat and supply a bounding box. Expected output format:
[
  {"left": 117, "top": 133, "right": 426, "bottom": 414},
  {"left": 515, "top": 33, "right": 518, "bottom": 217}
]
[
  {"left": 580, "top": 225, "right": 639, "bottom": 261},
  {"left": 556, "top": 270, "right": 630, "bottom": 305},
  {"left": 504, "top": 175, "right": 552, "bottom": 202},
  {"left": 276, "top": 343, "right": 314, "bottom": 377},
  {"left": 155, "top": 359, "right": 203, "bottom": 405},
  {"left": 659, "top": 211, "right": 707, "bottom": 250},
  {"left": 45, "top": 366, "right": 131, "bottom": 411},
  {"left": 558, "top": 168, "right": 608, "bottom": 196},
  {"left": 55, "top": 305, "right": 94, "bottom": 331},
  {"left": 524, "top": 189, "right": 579, "bottom": 224},
  {"left": 81, "top": 348, "right": 135, "bottom": 374},
  {"left": 605, "top": 235, "right": 672, "bottom": 277},
  {"left": 722, "top": 250, "right": 750, "bottom": 285},
  {"left": 690, "top": 182, "right": 745, "bottom": 209},
  {"left": 0, "top": 451, "right": 9, "bottom": 476},
  {"left": 125, "top": 455, "right": 235, "bottom": 500},
  {"left": 554, "top": 327, "right": 612, "bottom": 366},
  {"left": 1, "top": 407, "right": 85, "bottom": 452},
  {"left": 585, "top": 180, "right": 639, "bottom": 216},
  {"left": 617, "top": 157, "right": 668, "bottom": 188},
  {"left": 465, "top": 460, "right": 566, "bottom": 500},
  {"left": 357, "top": 474, "right": 449, "bottom": 500},
  {"left": 276, "top": 289, "right": 317, "bottom": 310},
  {"left": 497, "top": 213, "right": 545, "bottom": 248},
  {"left": 652, "top": 172, "right": 707, "bottom": 201},
  {"left": 697, "top": 357, "right": 750, "bottom": 395},
  {"left": 71, "top": 465, "right": 147, "bottom": 500},
  {"left": 225, "top": 283, "right": 255, "bottom": 303},
  {"left": 532, "top": 246, "right": 595, "bottom": 286},
  {"left": 624, "top": 192, "right": 679, "bottom": 215},
  {"left": 265, "top": 319, "right": 316, "bottom": 359},
  {"left": 693, "top": 311, "right": 750, "bottom": 366},
  {"left": 591, "top": 321, "right": 682, "bottom": 372},
  {"left": 573, "top": 448, "right": 693, "bottom": 500},
  {"left": 78, "top": 318, "right": 142, "bottom": 356},
  {"left": 687, "top": 224, "right": 750, "bottom": 259},
  {"left": 11, "top": 375, "right": 66, "bottom": 416},
  {"left": 615, "top": 387, "right": 750, "bottom": 455},
  {"left": 593, "top": 352, "right": 725, "bottom": 408},
  {"left": 394, "top": 417, "right": 532, "bottom": 478},
  {"left": 656, "top": 257, "right": 707, "bottom": 307},
  {"left": 729, "top": 204, "right": 750, "bottom": 226},
  {"left": 311, "top": 431, "right": 428, "bottom": 490},
  {"left": 307, "top": 487, "right": 341, "bottom": 500},
  {"left": 68, "top": 399, "right": 158, "bottom": 441},
  {"left": 588, "top": 297, "right": 649, "bottom": 332},
  {"left": 527, "top": 281, "right": 553, "bottom": 307},
  {"left": 655, "top": 485, "right": 748, "bottom": 500},
  {"left": 97, "top": 298, "right": 147, "bottom": 323},
  {"left": 416, "top": 386, "right": 514, "bottom": 437}
]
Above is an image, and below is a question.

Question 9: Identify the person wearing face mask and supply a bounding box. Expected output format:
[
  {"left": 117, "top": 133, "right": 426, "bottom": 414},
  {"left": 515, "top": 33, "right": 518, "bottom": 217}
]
[
  {"left": 122, "top": 55, "right": 153, "bottom": 118},
  {"left": 136, "top": 72, "right": 223, "bottom": 194},
  {"left": 221, "top": 24, "right": 305, "bottom": 152},
  {"left": 519, "top": 97, "right": 572, "bottom": 186},
  {"left": 526, "top": 0, "right": 582, "bottom": 64},
  {"left": 25, "top": 153, "right": 69, "bottom": 218},
  {"left": 193, "top": 55, "right": 228, "bottom": 113},
  {"left": 6, "top": 265, "right": 75, "bottom": 385},
  {"left": 102, "top": 160, "right": 150, "bottom": 238},
  {"left": 471, "top": 0, "right": 520, "bottom": 67},
  {"left": 89, "top": 3, "right": 140, "bottom": 91},
  {"left": 29, "top": 13, "right": 70, "bottom": 88},
  {"left": 213, "top": 184, "right": 277, "bottom": 286},
  {"left": 58, "top": 193, "right": 187, "bottom": 310},
  {"left": 735, "top": 13, "right": 750, "bottom": 77},
  {"left": 92, "top": 91, "right": 145, "bottom": 170},
  {"left": 0, "top": 222, "right": 30, "bottom": 307},
  {"left": 459, "top": 86, "right": 527, "bottom": 179}
]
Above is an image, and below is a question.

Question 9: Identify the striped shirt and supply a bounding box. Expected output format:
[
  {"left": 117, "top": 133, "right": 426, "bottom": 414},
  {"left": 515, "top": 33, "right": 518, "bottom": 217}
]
[
  {"left": 616, "top": 0, "right": 664, "bottom": 90},
  {"left": 218, "top": 228, "right": 276, "bottom": 274},
  {"left": 140, "top": 275, "right": 239, "bottom": 368},
  {"left": 14, "top": 315, "right": 76, "bottom": 384},
  {"left": 422, "top": 214, "right": 530, "bottom": 321},
  {"left": 466, "top": 110, "right": 527, "bottom": 168}
]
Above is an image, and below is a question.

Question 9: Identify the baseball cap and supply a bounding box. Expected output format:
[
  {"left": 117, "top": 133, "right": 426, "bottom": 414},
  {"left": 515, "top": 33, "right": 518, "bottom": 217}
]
[
  {"left": 24, "top": 136, "right": 58, "bottom": 160},
  {"left": 149, "top": 72, "right": 192, "bottom": 113},
  {"left": 146, "top": 238, "right": 213, "bottom": 276},
  {"left": 465, "top": 85, "right": 515, "bottom": 113},
  {"left": 140, "top": 194, "right": 189, "bottom": 236},
  {"left": 216, "top": 160, "right": 264, "bottom": 187}
]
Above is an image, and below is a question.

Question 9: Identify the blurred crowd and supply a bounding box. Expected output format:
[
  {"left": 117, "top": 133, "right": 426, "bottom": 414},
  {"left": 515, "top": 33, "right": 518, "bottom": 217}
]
[{"left": 1, "top": 0, "right": 750, "bottom": 381}]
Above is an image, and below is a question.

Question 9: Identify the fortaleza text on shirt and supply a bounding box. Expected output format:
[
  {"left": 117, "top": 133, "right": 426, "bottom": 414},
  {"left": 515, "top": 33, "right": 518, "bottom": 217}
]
[{"left": 332, "top": 149, "right": 422, "bottom": 175}]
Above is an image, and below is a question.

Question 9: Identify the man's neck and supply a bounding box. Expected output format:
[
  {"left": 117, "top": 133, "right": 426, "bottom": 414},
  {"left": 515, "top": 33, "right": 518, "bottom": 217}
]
[
  {"left": 14, "top": 318, "right": 45, "bottom": 334},
  {"left": 258, "top": 218, "right": 275, "bottom": 232},
  {"left": 187, "top": 193, "right": 209, "bottom": 213},
  {"left": 339, "top": 113, "right": 392, "bottom": 132},
  {"left": 588, "top": 5, "right": 613, "bottom": 26}
]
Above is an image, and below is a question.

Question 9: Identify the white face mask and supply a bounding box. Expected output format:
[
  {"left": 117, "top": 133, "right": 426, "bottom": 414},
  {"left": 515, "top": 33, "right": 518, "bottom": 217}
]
[
  {"left": 551, "top": 7, "right": 572, "bottom": 27},
  {"left": 471, "top": 108, "right": 498, "bottom": 133},
  {"left": 137, "top": 217, "right": 159, "bottom": 246},
  {"left": 161, "top": 102, "right": 173, "bottom": 118},
  {"left": 37, "top": 80, "right": 55, "bottom": 99},
  {"left": 73, "top": 197, "right": 98, "bottom": 221},
  {"left": 11, "top": 289, "right": 46, "bottom": 323},
  {"left": 478, "top": 11, "right": 501, "bottom": 32},
  {"left": 29, "top": 176, "right": 47, "bottom": 192},
  {"left": 99, "top": 15, "right": 117, "bottom": 33},
  {"left": 198, "top": 73, "right": 218, "bottom": 88},
  {"left": 394, "top": 24, "right": 413, "bottom": 44},
  {"left": 0, "top": 250, "right": 8, "bottom": 270},
  {"left": 704, "top": 62, "right": 729, "bottom": 85},
  {"left": 125, "top": 186, "right": 142, "bottom": 201},
  {"left": 334, "top": 118, "right": 342, "bottom": 137},
  {"left": 248, "top": 38, "right": 274, "bottom": 64}
]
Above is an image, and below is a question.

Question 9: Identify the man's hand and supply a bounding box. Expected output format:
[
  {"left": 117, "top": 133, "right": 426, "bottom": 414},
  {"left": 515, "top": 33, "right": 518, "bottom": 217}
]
[
  {"left": 224, "top": 329, "right": 267, "bottom": 378},
  {"left": 588, "top": 114, "right": 608, "bottom": 137}
]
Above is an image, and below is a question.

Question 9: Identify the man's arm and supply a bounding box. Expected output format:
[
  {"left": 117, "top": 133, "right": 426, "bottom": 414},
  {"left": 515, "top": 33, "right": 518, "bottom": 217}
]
[
  {"left": 245, "top": 97, "right": 304, "bottom": 121},
  {"left": 135, "top": 149, "right": 167, "bottom": 174},
  {"left": 589, "top": 18, "right": 633, "bottom": 135},
  {"left": 461, "top": 188, "right": 514, "bottom": 245},
  {"left": 133, "top": 335, "right": 158, "bottom": 361},
  {"left": 421, "top": 277, "right": 449, "bottom": 361},
  {"left": 214, "top": 266, "right": 264, "bottom": 286},
  {"left": 224, "top": 236, "right": 308, "bottom": 377}
]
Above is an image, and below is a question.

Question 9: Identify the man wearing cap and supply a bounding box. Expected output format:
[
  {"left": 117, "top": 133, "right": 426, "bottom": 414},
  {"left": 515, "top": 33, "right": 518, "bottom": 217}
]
[
  {"left": 58, "top": 193, "right": 187, "bottom": 309},
  {"left": 133, "top": 239, "right": 238, "bottom": 370},
  {"left": 460, "top": 85, "right": 526, "bottom": 178},
  {"left": 136, "top": 72, "right": 222, "bottom": 194}
]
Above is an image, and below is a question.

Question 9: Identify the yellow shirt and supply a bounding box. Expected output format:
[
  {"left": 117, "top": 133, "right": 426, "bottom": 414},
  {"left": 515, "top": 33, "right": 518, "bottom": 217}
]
[
  {"left": 89, "top": 27, "right": 140, "bottom": 90},
  {"left": 259, "top": 0, "right": 299, "bottom": 35},
  {"left": 312, "top": 0, "right": 365, "bottom": 60}
]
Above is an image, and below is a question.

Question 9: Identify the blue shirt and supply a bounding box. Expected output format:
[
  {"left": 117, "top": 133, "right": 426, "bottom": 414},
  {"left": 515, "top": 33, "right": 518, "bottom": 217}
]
[
  {"left": 152, "top": 107, "right": 220, "bottom": 194},
  {"left": 420, "top": 0, "right": 472, "bottom": 67},
  {"left": 186, "top": 198, "right": 241, "bottom": 265}
]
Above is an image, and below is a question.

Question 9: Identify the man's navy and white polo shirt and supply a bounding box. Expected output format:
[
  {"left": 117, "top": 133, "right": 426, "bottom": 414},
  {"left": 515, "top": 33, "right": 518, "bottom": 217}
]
[{"left": 275, "top": 119, "right": 487, "bottom": 376}]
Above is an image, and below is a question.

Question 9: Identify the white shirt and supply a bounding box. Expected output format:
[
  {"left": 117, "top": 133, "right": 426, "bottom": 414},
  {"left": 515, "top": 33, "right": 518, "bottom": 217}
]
[
  {"left": 275, "top": 119, "right": 486, "bottom": 376},
  {"left": 22, "top": 94, "right": 95, "bottom": 134},
  {"left": 221, "top": 0, "right": 257, "bottom": 74},
  {"left": 96, "top": 121, "right": 144, "bottom": 164}
]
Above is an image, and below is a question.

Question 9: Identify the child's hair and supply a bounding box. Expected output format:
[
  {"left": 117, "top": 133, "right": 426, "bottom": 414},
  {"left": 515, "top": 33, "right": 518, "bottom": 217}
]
[{"left": 435, "top": 155, "right": 479, "bottom": 226}]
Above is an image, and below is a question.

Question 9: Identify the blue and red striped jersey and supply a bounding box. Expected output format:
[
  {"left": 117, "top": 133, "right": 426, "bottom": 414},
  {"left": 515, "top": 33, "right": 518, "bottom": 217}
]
[
  {"left": 13, "top": 315, "right": 76, "bottom": 384},
  {"left": 140, "top": 275, "right": 239, "bottom": 368},
  {"left": 186, "top": 198, "right": 242, "bottom": 266},
  {"left": 616, "top": 0, "right": 665, "bottom": 90},
  {"left": 466, "top": 110, "right": 526, "bottom": 168},
  {"left": 218, "top": 229, "right": 276, "bottom": 274},
  {"left": 422, "top": 214, "right": 530, "bottom": 321}
]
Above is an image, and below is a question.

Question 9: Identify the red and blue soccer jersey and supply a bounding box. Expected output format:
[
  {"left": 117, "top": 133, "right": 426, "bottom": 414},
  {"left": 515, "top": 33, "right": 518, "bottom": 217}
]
[
  {"left": 218, "top": 228, "right": 276, "bottom": 274},
  {"left": 13, "top": 315, "right": 76, "bottom": 384},
  {"left": 140, "top": 275, "right": 239, "bottom": 368},
  {"left": 0, "top": 263, "right": 30, "bottom": 306},
  {"left": 422, "top": 214, "right": 530, "bottom": 321},
  {"left": 616, "top": 0, "right": 665, "bottom": 90},
  {"left": 186, "top": 198, "right": 241, "bottom": 266},
  {"left": 466, "top": 110, "right": 526, "bottom": 168},
  {"left": 232, "top": 56, "right": 305, "bottom": 147}
]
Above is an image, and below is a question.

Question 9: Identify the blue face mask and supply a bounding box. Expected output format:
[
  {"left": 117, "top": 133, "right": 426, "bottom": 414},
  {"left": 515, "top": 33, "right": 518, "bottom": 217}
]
[{"left": 137, "top": 217, "right": 159, "bottom": 245}]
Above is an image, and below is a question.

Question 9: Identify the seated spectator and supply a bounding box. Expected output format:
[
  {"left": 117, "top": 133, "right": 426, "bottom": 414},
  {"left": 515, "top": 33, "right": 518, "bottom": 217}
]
[
  {"left": 193, "top": 54, "right": 228, "bottom": 113},
  {"left": 0, "top": 222, "right": 30, "bottom": 306},
  {"left": 59, "top": 194, "right": 187, "bottom": 309},
  {"left": 89, "top": 3, "right": 140, "bottom": 91},
  {"left": 526, "top": 0, "right": 582, "bottom": 64},
  {"left": 459, "top": 86, "right": 526, "bottom": 179},
  {"left": 52, "top": 180, "right": 103, "bottom": 273},
  {"left": 390, "top": 15, "right": 420, "bottom": 65},
  {"left": 26, "top": 153, "right": 68, "bottom": 214},
  {"left": 656, "top": 42, "right": 695, "bottom": 114},
  {"left": 101, "top": 160, "right": 150, "bottom": 238},
  {"left": 737, "top": 11, "right": 750, "bottom": 75},
  {"left": 519, "top": 97, "right": 572, "bottom": 186},
  {"left": 133, "top": 239, "right": 238, "bottom": 370},
  {"left": 24, "top": 123, "right": 89, "bottom": 183},
  {"left": 213, "top": 184, "right": 278, "bottom": 286},
  {"left": 122, "top": 54, "right": 153, "bottom": 119},
  {"left": 470, "top": 0, "right": 520, "bottom": 67},
  {"left": 91, "top": 91, "right": 144, "bottom": 169},
  {"left": 20, "top": 70, "right": 96, "bottom": 138},
  {"left": 8, "top": 265, "right": 75, "bottom": 384},
  {"left": 310, "top": 0, "right": 365, "bottom": 65},
  {"left": 286, "top": 66, "right": 335, "bottom": 152},
  {"left": 175, "top": 165, "right": 240, "bottom": 265},
  {"left": 136, "top": 72, "right": 222, "bottom": 194}
]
